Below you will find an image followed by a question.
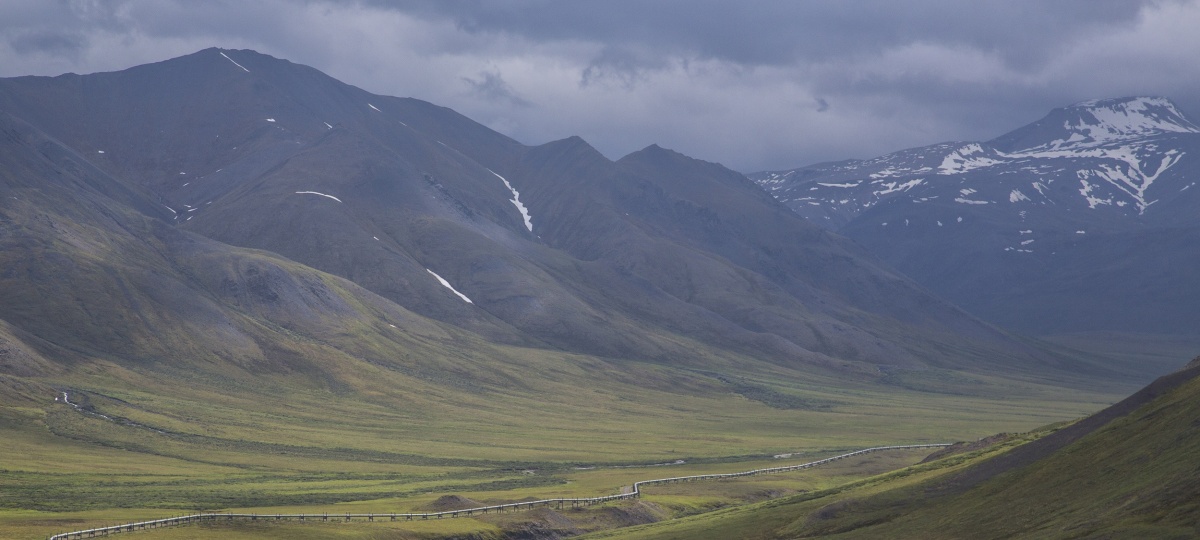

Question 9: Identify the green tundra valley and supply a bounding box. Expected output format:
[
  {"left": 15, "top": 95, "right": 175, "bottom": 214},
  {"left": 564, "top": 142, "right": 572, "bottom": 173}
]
[{"left": 3, "top": 3, "right": 1200, "bottom": 539}]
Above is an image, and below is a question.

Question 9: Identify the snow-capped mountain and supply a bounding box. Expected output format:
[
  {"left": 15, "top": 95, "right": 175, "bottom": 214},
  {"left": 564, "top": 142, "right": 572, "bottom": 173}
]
[
  {"left": 754, "top": 97, "right": 1199, "bottom": 232},
  {"left": 750, "top": 97, "right": 1200, "bottom": 336}
]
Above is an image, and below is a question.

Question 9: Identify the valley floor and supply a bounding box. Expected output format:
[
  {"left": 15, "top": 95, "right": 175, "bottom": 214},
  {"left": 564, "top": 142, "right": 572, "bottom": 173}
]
[{"left": 0, "top": 344, "right": 1141, "bottom": 540}]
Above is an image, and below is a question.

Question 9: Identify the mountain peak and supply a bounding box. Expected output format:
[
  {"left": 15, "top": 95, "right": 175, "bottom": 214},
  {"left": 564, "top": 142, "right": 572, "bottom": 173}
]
[
  {"left": 991, "top": 96, "right": 1198, "bottom": 152},
  {"left": 622, "top": 144, "right": 729, "bottom": 170},
  {"left": 537, "top": 135, "right": 605, "bottom": 158},
  {"left": 620, "top": 143, "right": 678, "bottom": 162},
  {"left": 1062, "top": 96, "right": 1198, "bottom": 138},
  {"left": 1069, "top": 95, "right": 1180, "bottom": 111}
]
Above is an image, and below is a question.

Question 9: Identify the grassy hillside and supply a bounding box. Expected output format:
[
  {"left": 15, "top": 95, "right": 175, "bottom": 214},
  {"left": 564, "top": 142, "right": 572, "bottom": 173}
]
[{"left": 581, "top": 357, "right": 1200, "bottom": 540}]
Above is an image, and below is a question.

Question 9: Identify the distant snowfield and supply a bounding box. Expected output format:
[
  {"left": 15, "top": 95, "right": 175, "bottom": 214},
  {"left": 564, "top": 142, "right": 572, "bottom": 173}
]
[
  {"left": 1063, "top": 97, "right": 1200, "bottom": 145},
  {"left": 426, "top": 269, "right": 473, "bottom": 304},
  {"left": 939, "top": 143, "right": 1004, "bottom": 174},
  {"left": 295, "top": 191, "right": 343, "bottom": 203},
  {"left": 763, "top": 97, "right": 1195, "bottom": 222}
]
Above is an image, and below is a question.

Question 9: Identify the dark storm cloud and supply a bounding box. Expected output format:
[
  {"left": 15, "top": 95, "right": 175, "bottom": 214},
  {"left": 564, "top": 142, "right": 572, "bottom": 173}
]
[
  {"left": 376, "top": 0, "right": 1147, "bottom": 67},
  {"left": 579, "top": 46, "right": 665, "bottom": 89},
  {"left": 2, "top": 0, "right": 128, "bottom": 59},
  {"left": 1, "top": 1, "right": 1198, "bottom": 171},
  {"left": 8, "top": 30, "right": 86, "bottom": 57},
  {"left": 463, "top": 70, "right": 531, "bottom": 107}
]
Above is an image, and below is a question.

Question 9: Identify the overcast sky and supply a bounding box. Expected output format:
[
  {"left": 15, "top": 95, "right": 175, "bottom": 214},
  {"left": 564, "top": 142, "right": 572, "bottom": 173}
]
[{"left": 3, "top": 1, "right": 1199, "bottom": 172}]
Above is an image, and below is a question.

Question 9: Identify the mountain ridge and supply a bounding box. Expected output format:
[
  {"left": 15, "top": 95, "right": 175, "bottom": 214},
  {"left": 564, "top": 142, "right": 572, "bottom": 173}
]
[
  {"left": 1, "top": 47, "right": 1098, "bottom": 378},
  {"left": 751, "top": 95, "right": 1200, "bottom": 337}
]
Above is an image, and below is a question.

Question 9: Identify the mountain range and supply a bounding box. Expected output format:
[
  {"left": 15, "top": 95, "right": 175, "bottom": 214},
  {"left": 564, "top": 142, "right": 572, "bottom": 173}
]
[
  {"left": 1, "top": 47, "right": 1193, "bottom": 540},
  {"left": 0, "top": 47, "right": 1088, "bottom": 381},
  {"left": 751, "top": 96, "right": 1200, "bottom": 337}
]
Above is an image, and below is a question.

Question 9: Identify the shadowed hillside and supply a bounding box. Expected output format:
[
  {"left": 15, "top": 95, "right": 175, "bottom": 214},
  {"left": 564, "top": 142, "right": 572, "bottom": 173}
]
[{"left": 0, "top": 48, "right": 1119, "bottom": 383}]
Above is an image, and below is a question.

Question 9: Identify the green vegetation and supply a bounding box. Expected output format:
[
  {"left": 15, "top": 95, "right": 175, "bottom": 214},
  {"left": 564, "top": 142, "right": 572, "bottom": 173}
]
[
  {"left": 0, "top": 146, "right": 1145, "bottom": 538},
  {"left": 1, "top": 46, "right": 1196, "bottom": 540},
  {"left": 0, "top": 337, "right": 1128, "bottom": 540},
  {"left": 576, "top": 361, "right": 1200, "bottom": 539}
]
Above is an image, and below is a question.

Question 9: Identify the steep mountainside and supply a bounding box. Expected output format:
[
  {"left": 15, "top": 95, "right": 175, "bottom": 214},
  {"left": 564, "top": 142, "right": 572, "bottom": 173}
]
[
  {"left": 0, "top": 108, "right": 486, "bottom": 385},
  {"left": 751, "top": 97, "right": 1200, "bottom": 335},
  {"left": 0, "top": 48, "right": 1084, "bottom": 377}
]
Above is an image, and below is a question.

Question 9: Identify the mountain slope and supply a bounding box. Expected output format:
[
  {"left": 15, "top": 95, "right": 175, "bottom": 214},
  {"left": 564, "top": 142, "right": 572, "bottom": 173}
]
[
  {"left": 0, "top": 108, "right": 474, "bottom": 382},
  {"left": 751, "top": 97, "right": 1200, "bottom": 335},
  {"left": 0, "top": 48, "right": 1095, "bottom": 379},
  {"left": 792, "top": 355, "right": 1200, "bottom": 539},
  {"left": 587, "top": 356, "right": 1200, "bottom": 540},
  {"left": 0, "top": 48, "right": 1175, "bottom": 540},
  {"left": 1, "top": 108, "right": 1137, "bottom": 539}
]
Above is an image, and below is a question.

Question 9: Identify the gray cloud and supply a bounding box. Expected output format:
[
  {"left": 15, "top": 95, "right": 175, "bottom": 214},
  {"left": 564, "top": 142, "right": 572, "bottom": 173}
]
[
  {"left": 8, "top": 30, "right": 86, "bottom": 57},
  {"left": 580, "top": 46, "right": 663, "bottom": 89},
  {"left": 463, "top": 70, "right": 531, "bottom": 107},
  {"left": 1, "top": 0, "right": 1198, "bottom": 172},
  {"left": 382, "top": 0, "right": 1149, "bottom": 67}
]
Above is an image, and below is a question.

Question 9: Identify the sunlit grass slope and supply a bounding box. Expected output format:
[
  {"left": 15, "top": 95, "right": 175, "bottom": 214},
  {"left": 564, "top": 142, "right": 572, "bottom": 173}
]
[
  {"left": 582, "top": 357, "right": 1200, "bottom": 540},
  {"left": 0, "top": 333, "right": 1126, "bottom": 540}
]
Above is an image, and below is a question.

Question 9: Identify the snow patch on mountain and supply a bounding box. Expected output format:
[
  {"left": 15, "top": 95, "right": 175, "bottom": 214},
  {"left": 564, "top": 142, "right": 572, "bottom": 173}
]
[
  {"left": 1055, "top": 97, "right": 1200, "bottom": 148},
  {"left": 489, "top": 169, "right": 533, "bottom": 232},
  {"left": 870, "top": 178, "right": 923, "bottom": 196},
  {"left": 955, "top": 187, "right": 990, "bottom": 205},
  {"left": 1047, "top": 147, "right": 1186, "bottom": 213},
  {"left": 939, "top": 144, "right": 1004, "bottom": 174},
  {"left": 295, "top": 191, "right": 343, "bottom": 203},
  {"left": 427, "top": 269, "right": 473, "bottom": 304},
  {"left": 219, "top": 51, "right": 250, "bottom": 72}
]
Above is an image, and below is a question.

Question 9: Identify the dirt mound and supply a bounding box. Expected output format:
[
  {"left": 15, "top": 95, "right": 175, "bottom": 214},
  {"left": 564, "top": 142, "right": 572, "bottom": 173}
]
[
  {"left": 597, "top": 501, "right": 664, "bottom": 527},
  {"left": 526, "top": 508, "right": 578, "bottom": 529},
  {"left": 920, "top": 433, "right": 1016, "bottom": 463},
  {"left": 421, "top": 494, "right": 485, "bottom": 512}
]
